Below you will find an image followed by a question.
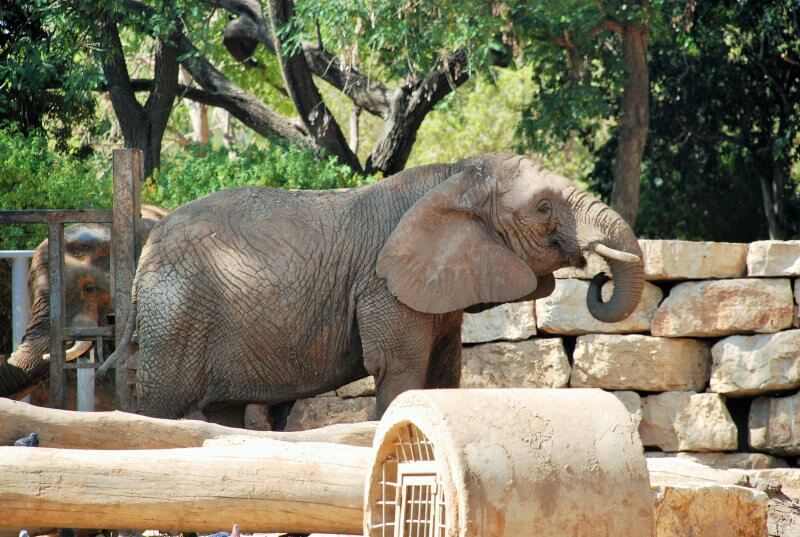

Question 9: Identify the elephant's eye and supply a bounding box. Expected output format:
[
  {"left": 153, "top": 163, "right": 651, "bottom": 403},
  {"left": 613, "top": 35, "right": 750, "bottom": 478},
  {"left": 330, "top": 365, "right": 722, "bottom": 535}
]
[{"left": 535, "top": 199, "right": 553, "bottom": 219}]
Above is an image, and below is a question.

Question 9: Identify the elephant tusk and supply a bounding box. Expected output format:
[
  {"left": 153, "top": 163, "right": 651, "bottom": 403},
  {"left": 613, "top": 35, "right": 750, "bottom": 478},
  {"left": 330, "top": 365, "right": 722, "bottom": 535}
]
[
  {"left": 42, "top": 339, "right": 93, "bottom": 363},
  {"left": 592, "top": 243, "right": 641, "bottom": 264}
]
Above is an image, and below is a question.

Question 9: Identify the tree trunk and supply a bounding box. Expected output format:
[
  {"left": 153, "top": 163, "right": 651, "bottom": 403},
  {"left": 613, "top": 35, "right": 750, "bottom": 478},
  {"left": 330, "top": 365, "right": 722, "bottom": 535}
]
[
  {"left": 100, "top": 19, "right": 179, "bottom": 179},
  {"left": 0, "top": 398, "right": 377, "bottom": 449},
  {"left": 0, "top": 442, "right": 368, "bottom": 533},
  {"left": 610, "top": 23, "right": 649, "bottom": 228},
  {"left": 267, "top": 0, "right": 361, "bottom": 171}
]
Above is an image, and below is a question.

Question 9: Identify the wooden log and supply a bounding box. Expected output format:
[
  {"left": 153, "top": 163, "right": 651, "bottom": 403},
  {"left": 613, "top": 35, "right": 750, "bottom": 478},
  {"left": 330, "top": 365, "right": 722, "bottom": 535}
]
[
  {"left": 0, "top": 399, "right": 377, "bottom": 448},
  {"left": 0, "top": 441, "right": 368, "bottom": 533}
]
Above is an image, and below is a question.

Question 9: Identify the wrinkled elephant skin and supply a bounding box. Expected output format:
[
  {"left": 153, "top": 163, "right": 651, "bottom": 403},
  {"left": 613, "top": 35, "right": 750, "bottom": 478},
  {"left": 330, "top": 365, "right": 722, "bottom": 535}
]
[{"left": 125, "top": 155, "right": 644, "bottom": 418}]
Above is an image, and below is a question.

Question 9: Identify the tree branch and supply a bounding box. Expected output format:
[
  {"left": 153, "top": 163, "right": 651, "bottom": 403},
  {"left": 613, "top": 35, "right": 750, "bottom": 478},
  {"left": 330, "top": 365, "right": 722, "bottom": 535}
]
[
  {"left": 100, "top": 19, "right": 146, "bottom": 141},
  {"left": 203, "top": 0, "right": 390, "bottom": 117},
  {"left": 143, "top": 33, "right": 180, "bottom": 146},
  {"left": 267, "top": 0, "right": 361, "bottom": 171},
  {"left": 303, "top": 45, "right": 391, "bottom": 116}
]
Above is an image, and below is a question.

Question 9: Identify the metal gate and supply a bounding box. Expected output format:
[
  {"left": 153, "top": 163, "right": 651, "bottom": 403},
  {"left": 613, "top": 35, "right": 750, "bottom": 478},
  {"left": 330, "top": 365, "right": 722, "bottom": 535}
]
[{"left": 0, "top": 149, "right": 143, "bottom": 411}]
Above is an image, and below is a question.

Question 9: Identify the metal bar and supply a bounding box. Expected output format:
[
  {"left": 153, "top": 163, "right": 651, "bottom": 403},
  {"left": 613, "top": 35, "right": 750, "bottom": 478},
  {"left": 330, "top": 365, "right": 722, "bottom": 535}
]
[
  {"left": 112, "top": 149, "right": 141, "bottom": 412},
  {"left": 11, "top": 255, "right": 32, "bottom": 403},
  {"left": 77, "top": 348, "right": 95, "bottom": 411},
  {"left": 47, "top": 223, "right": 66, "bottom": 409},
  {"left": 11, "top": 257, "right": 30, "bottom": 351},
  {"left": 0, "top": 250, "right": 36, "bottom": 259},
  {"left": 0, "top": 210, "right": 113, "bottom": 224},
  {"left": 64, "top": 327, "right": 114, "bottom": 339}
]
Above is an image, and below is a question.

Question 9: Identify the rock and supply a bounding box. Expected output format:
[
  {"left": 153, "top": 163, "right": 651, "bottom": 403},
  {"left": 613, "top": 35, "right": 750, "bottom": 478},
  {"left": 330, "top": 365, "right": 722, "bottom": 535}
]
[
  {"left": 284, "top": 396, "right": 375, "bottom": 431},
  {"left": 553, "top": 240, "right": 748, "bottom": 281},
  {"left": 747, "top": 241, "right": 800, "bottom": 276},
  {"left": 736, "top": 469, "right": 800, "bottom": 503},
  {"left": 646, "top": 452, "right": 788, "bottom": 470},
  {"left": 461, "top": 301, "right": 536, "bottom": 343},
  {"left": 244, "top": 403, "right": 271, "bottom": 430},
  {"left": 648, "top": 457, "right": 768, "bottom": 537},
  {"left": 613, "top": 391, "right": 643, "bottom": 427},
  {"left": 648, "top": 456, "right": 750, "bottom": 487},
  {"left": 535, "top": 279, "right": 663, "bottom": 335},
  {"left": 749, "top": 393, "right": 800, "bottom": 456},
  {"left": 336, "top": 376, "right": 375, "bottom": 398},
  {"left": 652, "top": 483, "right": 768, "bottom": 537},
  {"left": 571, "top": 334, "right": 710, "bottom": 391},
  {"left": 710, "top": 330, "right": 800, "bottom": 396},
  {"left": 641, "top": 240, "right": 748, "bottom": 280},
  {"left": 639, "top": 392, "right": 738, "bottom": 452},
  {"left": 651, "top": 279, "right": 794, "bottom": 337},
  {"left": 460, "top": 338, "right": 570, "bottom": 388}
]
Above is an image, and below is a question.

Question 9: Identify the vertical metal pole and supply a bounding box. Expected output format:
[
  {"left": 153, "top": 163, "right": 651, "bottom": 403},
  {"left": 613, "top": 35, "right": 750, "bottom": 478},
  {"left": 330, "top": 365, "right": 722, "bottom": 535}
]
[
  {"left": 11, "top": 256, "right": 31, "bottom": 403},
  {"left": 112, "top": 149, "right": 141, "bottom": 412},
  {"left": 77, "top": 348, "right": 95, "bottom": 412},
  {"left": 48, "top": 224, "right": 66, "bottom": 409}
]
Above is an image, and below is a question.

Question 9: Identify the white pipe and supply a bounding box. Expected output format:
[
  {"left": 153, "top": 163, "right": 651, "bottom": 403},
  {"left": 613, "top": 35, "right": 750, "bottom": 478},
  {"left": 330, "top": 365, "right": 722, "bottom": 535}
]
[
  {"left": 77, "top": 348, "right": 95, "bottom": 412},
  {"left": 11, "top": 256, "right": 31, "bottom": 403}
]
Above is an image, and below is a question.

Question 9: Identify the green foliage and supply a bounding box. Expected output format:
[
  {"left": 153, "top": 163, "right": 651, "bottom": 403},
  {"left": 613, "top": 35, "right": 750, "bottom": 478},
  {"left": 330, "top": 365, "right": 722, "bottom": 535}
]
[
  {"left": 0, "top": 126, "right": 112, "bottom": 249},
  {"left": 0, "top": 0, "right": 103, "bottom": 143},
  {"left": 145, "top": 144, "right": 371, "bottom": 210},
  {"left": 592, "top": 0, "right": 800, "bottom": 240}
]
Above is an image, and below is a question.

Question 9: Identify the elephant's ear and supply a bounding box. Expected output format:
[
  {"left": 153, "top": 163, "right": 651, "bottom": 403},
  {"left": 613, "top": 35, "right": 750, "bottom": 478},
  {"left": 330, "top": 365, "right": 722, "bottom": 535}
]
[{"left": 376, "top": 167, "right": 538, "bottom": 314}]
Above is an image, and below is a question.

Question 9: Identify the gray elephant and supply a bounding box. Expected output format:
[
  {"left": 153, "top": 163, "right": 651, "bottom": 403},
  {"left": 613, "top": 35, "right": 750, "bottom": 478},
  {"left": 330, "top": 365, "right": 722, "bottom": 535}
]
[
  {"left": 111, "top": 154, "right": 643, "bottom": 420},
  {"left": 0, "top": 205, "right": 167, "bottom": 406}
]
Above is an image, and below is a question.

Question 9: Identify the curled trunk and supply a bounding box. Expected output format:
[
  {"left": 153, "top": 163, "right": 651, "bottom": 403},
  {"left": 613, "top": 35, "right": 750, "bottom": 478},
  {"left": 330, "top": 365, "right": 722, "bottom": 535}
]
[{"left": 579, "top": 194, "right": 645, "bottom": 323}]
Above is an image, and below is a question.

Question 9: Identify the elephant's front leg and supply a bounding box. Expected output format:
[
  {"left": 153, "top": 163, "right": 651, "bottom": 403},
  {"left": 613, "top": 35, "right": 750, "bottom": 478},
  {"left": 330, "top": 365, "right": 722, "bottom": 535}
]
[{"left": 358, "top": 297, "right": 436, "bottom": 417}]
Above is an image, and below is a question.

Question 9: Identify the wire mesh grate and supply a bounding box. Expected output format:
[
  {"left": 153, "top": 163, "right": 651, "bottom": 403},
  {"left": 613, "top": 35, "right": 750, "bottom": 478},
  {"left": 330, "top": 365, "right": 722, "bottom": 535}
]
[{"left": 370, "top": 423, "right": 446, "bottom": 537}]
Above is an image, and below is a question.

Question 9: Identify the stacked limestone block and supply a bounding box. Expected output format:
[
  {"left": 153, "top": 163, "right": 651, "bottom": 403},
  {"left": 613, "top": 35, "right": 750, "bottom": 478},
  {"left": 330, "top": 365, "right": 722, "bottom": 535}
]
[{"left": 283, "top": 239, "right": 800, "bottom": 470}]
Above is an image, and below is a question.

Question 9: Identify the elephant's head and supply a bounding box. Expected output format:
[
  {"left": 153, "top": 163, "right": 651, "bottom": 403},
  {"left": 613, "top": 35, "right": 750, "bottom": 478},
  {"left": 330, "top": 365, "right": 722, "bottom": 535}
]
[
  {"left": 0, "top": 205, "right": 167, "bottom": 399},
  {"left": 377, "top": 154, "right": 644, "bottom": 321}
]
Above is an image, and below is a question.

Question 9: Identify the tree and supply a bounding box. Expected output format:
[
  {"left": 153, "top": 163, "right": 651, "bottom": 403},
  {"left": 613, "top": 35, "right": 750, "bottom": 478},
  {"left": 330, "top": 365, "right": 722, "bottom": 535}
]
[
  {"left": 597, "top": 0, "right": 800, "bottom": 240},
  {"left": 512, "top": 0, "right": 655, "bottom": 227}
]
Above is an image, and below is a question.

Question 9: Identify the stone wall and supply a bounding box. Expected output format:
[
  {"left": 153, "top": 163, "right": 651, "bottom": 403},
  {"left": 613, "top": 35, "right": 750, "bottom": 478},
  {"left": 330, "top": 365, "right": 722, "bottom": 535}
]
[{"left": 280, "top": 239, "right": 800, "bottom": 468}]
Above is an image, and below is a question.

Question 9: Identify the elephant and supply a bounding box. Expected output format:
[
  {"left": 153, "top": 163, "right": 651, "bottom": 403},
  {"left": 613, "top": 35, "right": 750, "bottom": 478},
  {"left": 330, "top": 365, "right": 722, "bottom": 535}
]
[
  {"left": 0, "top": 205, "right": 168, "bottom": 406},
  {"left": 109, "top": 154, "right": 644, "bottom": 420}
]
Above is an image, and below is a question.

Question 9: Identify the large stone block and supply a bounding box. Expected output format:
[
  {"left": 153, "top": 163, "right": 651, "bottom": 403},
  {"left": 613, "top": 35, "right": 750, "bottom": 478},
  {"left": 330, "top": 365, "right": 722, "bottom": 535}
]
[
  {"left": 747, "top": 240, "right": 800, "bottom": 276},
  {"left": 284, "top": 396, "right": 375, "bottom": 431},
  {"left": 571, "top": 334, "right": 710, "bottom": 391},
  {"left": 613, "top": 390, "right": 643, "bottom": 427},
  {"left": 649, "top": 457, "right": 769, "bottom": 537},
  {"left": 460, "top": 338, "right": 570, "bottom": 388},
  {"left": 641, "top": 240, "right": 748, "bottom": 280},
  {"left": 640, "top": 392, "right": 738, "bottom": 452},
  {"left": 646, "top": 452, "right": 788, "bottom": 470},
  {"left": 554, "top": 240, "right": 748, "bottom": 281},
  {"left": 736, "top": 469, "right": 800, "bottom": 503},
  {"left": 750, "top": 393, "right": 800, "bottom": 456},
  {"left": 651, "top": 279, "right": 794, "bottom": 337},
  {"left": 710, "top": 330, "right": 800, "bottom": 396},
  {"left": 535, "top": 279, "right": 663, "bottom": 335},
  {"left": 460, "top": 301, "right": 536, "bottom": 343},
  {"left": 652, "top": 483, "right": 768, "bottom": 537}
]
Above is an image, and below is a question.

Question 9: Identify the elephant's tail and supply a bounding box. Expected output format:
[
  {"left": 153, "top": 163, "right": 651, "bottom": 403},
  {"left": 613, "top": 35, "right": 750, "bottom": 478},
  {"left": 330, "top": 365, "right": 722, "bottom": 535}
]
[{"left": 96, "top": 299, "right": 137, "bottom": 378}]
